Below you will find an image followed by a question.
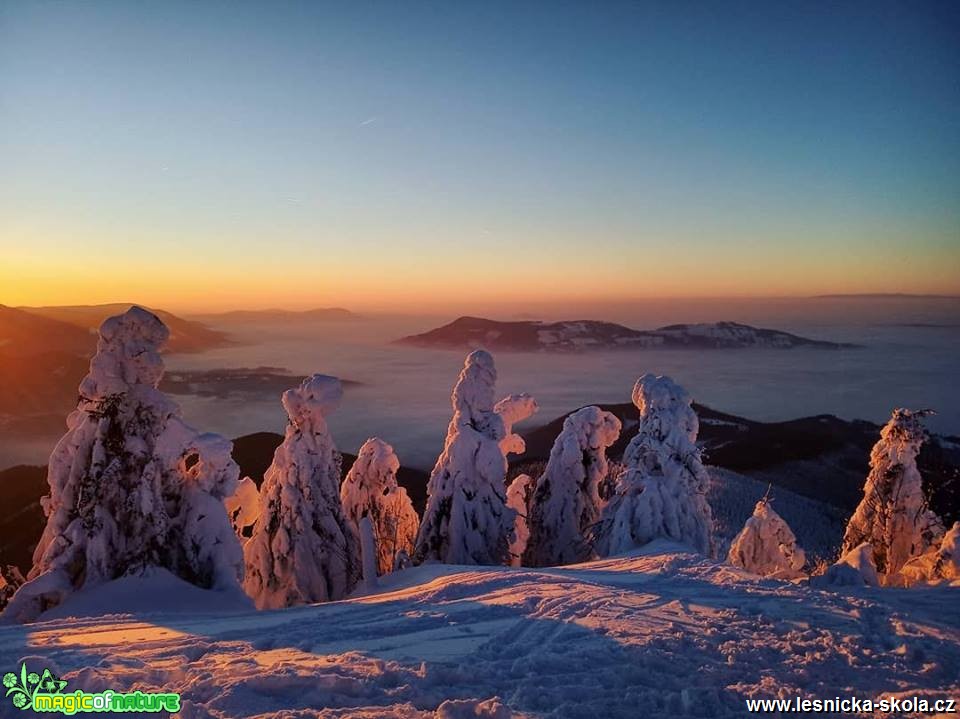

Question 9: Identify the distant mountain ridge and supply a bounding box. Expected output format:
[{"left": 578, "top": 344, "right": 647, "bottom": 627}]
[
  {"left": 396, "top": 316, "right": 852, "bottom": 351},
  {"left": 0, "top": 304, "right": 233, "bottom": 424},
  {"left": 9, "top": 304, "right": 232, "bottom": 355},
  {"left": 191, "top": 307, "right": 360, "bottom": 322}
]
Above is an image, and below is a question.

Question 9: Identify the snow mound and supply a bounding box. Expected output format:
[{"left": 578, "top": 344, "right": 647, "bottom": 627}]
[
  {"left": 813, "top": 543, "right": 880, "bottom": 588},
  {"left": 39, "top": 567, "right": 253, "bottom": 620}
]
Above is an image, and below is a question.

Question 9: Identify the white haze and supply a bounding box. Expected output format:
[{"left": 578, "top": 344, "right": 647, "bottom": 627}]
[{"left": 4, "top": 297, "right": 959, "bottom": 471}]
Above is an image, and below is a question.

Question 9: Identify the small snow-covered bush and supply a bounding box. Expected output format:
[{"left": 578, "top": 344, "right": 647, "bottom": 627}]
[
  {"left": 727, "top": 497, "right": 806, "bottom": 579},
  {"left": 341, "top": 438, "right": 419, "bottom": 576}
]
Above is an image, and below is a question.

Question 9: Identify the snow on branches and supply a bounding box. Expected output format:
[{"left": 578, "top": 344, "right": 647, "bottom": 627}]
[
  {"left": 414, "top": 351, "right": 516, "bottom": 565},
  {"left": 341, "top": 438, "right": 419, "bottom": 576},
  {"left": 243, "top": 375, "right": 360, "bottom": 608},
  {"left": 595, "top": 375, "right": 714, "bottom": 558},
  {"left": 524, "top": 406, "right": 621, "bottom": 566},
  {"left": 3, "top": 307, "right": 244, "bottom": 623},
  {"left": 842, "top": 409, "right": 944, "bottom": 582}
]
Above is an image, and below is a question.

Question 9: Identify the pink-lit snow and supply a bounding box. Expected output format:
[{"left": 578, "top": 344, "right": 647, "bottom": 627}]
[{"left": 2, "top": 543, "right": 957, "bottom": 718}]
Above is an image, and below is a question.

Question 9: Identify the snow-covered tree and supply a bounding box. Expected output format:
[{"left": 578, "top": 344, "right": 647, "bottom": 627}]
[
  {"left": 727, "top": 496, "right": 806, "bottom": 579},
  {"left": 506, "top": 473, "right": 534, "bottom": 566},
  {"left": 932, "top": 522, "right": 960, "bottom": 580},
  {"left": 524, "top": 407, "right": 622, "bottom": 567},
  {"left": 0, "top": 566, "right": 25, "bottom": 611},
  {"left": 3, "top": 307, "right": 244, "bottom": 623},
  {"left": 341, "top": 438, "right": 419, "bottom": 576},
  {"left": 243, "top": 375, "right": 359, "bottom": 609},
  {"left": 413, "top": 351, "right": 516, "bottom": 565},
  {"left": 495, "top": 393, "right": 538, "bottom": 457},
  {"left": 595, "top": 375, "right": 715, "bottom": 557},
  {"left": 225, "top": 476, "right": 260, "bottom": 539},
  {"left": 842, "top": 409, "right": 944, "bottom": 580},
  {"left": 900, "top": 521, "right": 960, "bottom": 585}
]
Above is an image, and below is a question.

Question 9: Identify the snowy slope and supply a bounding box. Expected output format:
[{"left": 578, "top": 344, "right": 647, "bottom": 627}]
[{"left": 1, "top": 545, "right": 957, "bottom": 718}]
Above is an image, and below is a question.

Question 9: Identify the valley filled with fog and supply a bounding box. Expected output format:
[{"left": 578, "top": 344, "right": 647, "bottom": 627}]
[{"left": 2, "top": 297, "right": 957, "bottom": 472}]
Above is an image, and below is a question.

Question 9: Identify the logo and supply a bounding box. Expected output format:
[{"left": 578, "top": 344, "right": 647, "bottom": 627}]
[{"left": 3, "top": 663, "right": 180, "bottom": 714}]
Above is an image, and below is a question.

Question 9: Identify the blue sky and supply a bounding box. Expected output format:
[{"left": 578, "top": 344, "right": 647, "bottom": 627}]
[{"left": 1, "top": 1, "right": 958, "bottom": 309}]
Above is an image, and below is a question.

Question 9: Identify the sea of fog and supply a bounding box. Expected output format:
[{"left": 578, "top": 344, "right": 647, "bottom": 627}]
[
  {"left": 164, "top": 301, "right": 960, "bottom": 472},
  {"left": 3, "top": 298, "right": 957, "bottom": 472}
]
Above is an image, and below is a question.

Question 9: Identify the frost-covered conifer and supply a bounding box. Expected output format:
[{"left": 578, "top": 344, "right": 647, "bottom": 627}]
[
  {"left": 595, "top": 375, "right": 714, "bottom": 557},
  {"left": 524, "top": 407, "right": 621, "bottom": 566},
  {"left": 495, "top": 393, "right": 538, "bottom": 457},
  {"left": 413, "top": 351, "right": 515, "bottom": 565},
  {"left": 727, "top": 496, "right": 806, "bottom": 579},
  {"left": 506, "top": 474, "right": 534, "bottom": 566},
  {"left": 900, "top": 521, "right": 960, "bottom": 585},
  {"left": 842, "top": 409, "right": 943, "bottom": 579},
  {"left": 341, "top": 438, "right": 419, "bottom": 576},
  {"left": 3, "top": 308, "right": 244, "bottom": 623},
  {"left": 225, "top": 476, "right": 260, "bottom": 539},
  {"left": 243, "top": 375, "right": 359, "bottom": 609}
]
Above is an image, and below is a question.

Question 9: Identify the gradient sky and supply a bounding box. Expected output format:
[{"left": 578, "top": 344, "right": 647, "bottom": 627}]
[{"left": 1, "top": 1, "right": 958, "bottom": 312}]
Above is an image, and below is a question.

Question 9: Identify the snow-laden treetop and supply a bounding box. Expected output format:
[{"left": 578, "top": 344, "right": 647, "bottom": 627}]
[
  {"left": 625, "top": 374, "right": 700, "bottom": 470},
  {"left": 79, "top": 305, "right": 170, "bottom": 399},
  {"left": 878, "top": 408, "right": 934, "bottom": 463},
  {"left": 281, "top": 373, "right": 343, "bottom": 432},
  {"left": 450, "top": 350, "right": 504, "bottom": 438}
]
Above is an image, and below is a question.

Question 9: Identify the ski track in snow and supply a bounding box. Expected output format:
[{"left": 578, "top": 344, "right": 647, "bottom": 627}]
[{"left": 1, "top": 543, "right": 958, "bottom": 718}]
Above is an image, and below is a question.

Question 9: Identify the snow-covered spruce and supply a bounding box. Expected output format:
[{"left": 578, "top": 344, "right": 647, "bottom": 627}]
[
  {"left": 225, "top": 476, "right": 260, "bottom": 539},
  {"left": 524, "top": 407, "right": 622, "bottom": 567},
  {"left": 0, "top": 566, "right": 25, "bottom": 611},
  {"left": 727, "top": 496, "right": 806, "bottom": 579},
  {"left": 495, "top": 393, "right": 539, "bottom": 457},
  {"left": 243, "top": 375, "right": 360, "bottom": 609},
  {"left": 901, "top": 521, "right": 960, "bottom": 585},
  {"left": 340, "top": 438, "right": 419, "bottom": 576},
  {"left": 841, "top": 409, "right": 944, "bottom": 581},
  {"left": 595, "top": 375, "right": 715, "bottom": 558},
  {"left": 413, "top": 351, "right": 516, "bottom": 565},
  {"left": 506, "top": 473, "right": 534, "bottom": 566},
  {"left": 3, "top": 307, "right": 244, "bottom": 623}
]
